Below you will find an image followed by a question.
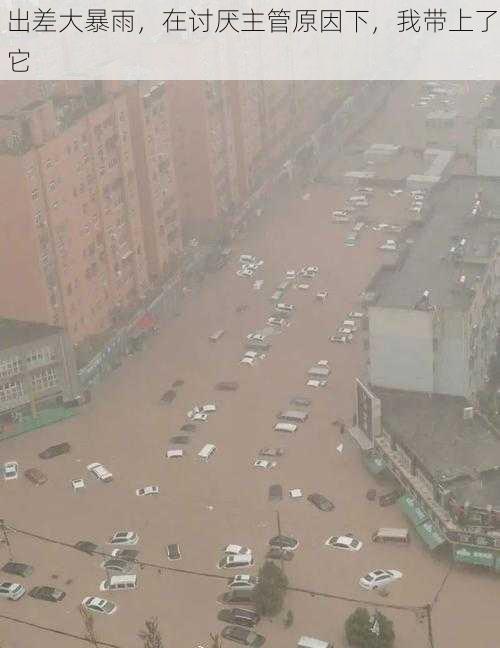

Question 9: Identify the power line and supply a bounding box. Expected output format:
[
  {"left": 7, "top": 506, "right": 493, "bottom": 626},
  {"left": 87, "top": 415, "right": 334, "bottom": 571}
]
[
  {"left": 7, "top": 523, "right": 227, "bottom": 581},
  {"left": 287, "top": 585, "right": 423, "bottom": 614},
  {"left": 5, "top": 521, "right": 436, "bottom": 645},
  {"left": 0, "top": 612, "right": 123, "bottom": 648}
]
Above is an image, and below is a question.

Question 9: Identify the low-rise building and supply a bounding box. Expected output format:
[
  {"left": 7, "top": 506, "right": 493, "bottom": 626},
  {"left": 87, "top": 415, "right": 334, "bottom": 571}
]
[
  {"left": 366, "top": 176, "right": 500, "bottom": 400},
  {"left": 360, "top": 386, "right": 500, "bottom": 569},
  {"left": 0, "top": 318, "right": 80, "bottom": 419}
]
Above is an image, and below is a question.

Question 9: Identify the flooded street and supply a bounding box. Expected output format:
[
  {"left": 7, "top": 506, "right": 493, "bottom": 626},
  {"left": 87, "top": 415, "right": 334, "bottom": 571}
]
[{"left": 2, "top": 82, "right": 499, "bottom": 648}]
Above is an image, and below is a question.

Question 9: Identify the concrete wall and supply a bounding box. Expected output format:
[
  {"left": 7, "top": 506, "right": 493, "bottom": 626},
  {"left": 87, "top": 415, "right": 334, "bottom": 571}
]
[
  {"left": 477, "top": 129, "right": 500, "bottom": 177},
  {"left": 369, "top": 306, "right": 434, "bottom": 392},
  {"left": 434, "top": 309, "right": 468, "bottom": 398}
]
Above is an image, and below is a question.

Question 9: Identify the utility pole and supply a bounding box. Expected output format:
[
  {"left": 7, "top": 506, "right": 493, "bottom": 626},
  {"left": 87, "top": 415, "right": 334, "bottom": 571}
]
[
  {"left": 80, "top": 604, "right": 99, "bottom": 648},
  {"left": 275, "top": 510, "right": 284, "bottom": 572},
  {"left": 426, "top": 603, "right": 435, "bottom": 648},
  {"left": 0, "top": 519, "right": 13, "bottom": 558}
]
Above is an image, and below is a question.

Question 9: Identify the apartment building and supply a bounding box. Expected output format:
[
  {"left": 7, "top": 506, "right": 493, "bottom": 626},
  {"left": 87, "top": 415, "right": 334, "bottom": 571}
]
[
  {"left": 0, "top": 318, "right": 80, "bottom": 417},
  {"left": 168, "top": 81, "right": 239, "bottom": 243},
  {"left": 126, "top": 82, "right": 182, "bottom": 285},
  {"left": 366, "top": 177, "right": 500, "bottom": 400},
  {"left": 0, "top": 82, "right": 163, "bottom": 345}
]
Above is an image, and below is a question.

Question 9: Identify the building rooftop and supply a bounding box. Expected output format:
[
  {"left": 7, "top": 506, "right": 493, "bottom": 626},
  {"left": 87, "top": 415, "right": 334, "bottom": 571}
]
[
  {"left": 375, "top": 176, "right": 500, "bottom": 310},
  {"left": 375, "top": 387, "right": 500, "bottom": 508},
  {"left": 0, "top": 318, "right": 63, "bottom": 352}
]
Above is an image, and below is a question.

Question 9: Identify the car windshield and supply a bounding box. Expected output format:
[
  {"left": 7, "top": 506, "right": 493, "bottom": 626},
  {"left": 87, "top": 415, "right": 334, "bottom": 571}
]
[
  {"left": 102, "top": 601, "right": 115, "bottom": 612},
  {"left": 364, "top": 574, "right": 374, "bottom": 581}
]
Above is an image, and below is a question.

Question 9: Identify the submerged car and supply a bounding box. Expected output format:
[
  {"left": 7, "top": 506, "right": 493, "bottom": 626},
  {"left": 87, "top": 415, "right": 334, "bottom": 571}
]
[
  {"left": 307, "top": 493, "right": 335, "bottom": 512},
  {"left": 110, "top": 549, "right": 139, "bottom": 561},
  {"left": 359, "top": 569, "right": 402, "bottom": 590},
  {"left": 217, "top": 608, "right": 261, "bottom": 628},
  {"left": 221, "top": 625, "right": 266, "bottom": 646},
  {"left": 325, "top": 535, "right": 363, "bottom": 551},
  {"left": 215, "top": 381, "right": 240, "bottom": 391},
  {"left": 136, "top": 486, "right": 160, "bottom": 497},
  {"left": 74, "top": 540, "right": 98, "bottom": 555},
  {"left": 1, "top": 562, "right": 33, "bottom": 578},
  {"left": 3, "top": 462, "right": 18, "bottom": 480},
  {"left": 24, "top": 468, "right": 47, "bottom": 485},
  {"left": 82, "top": 596, "right": 117, "bottom": 615},
  {"left": 227, "top": 575, "right": 259, "bottom": 590},
  {"left": 253, "top": 459, "right": 276, "bottom": 470},
  {"left": 0, "top": 582, "right": 25, "bottom": 600},
  {"left": 268, "top": 535, "right": 299, "bottom": 551},
  {"left": 108, "top": 531, "right": 139, "bottom": 546},
  {"left": 100, "top": 559, "right": 132, "bottom": 574},
  {"left": 330, "top": 334, "right": 353, "bottom": 344},
  {"left": 259, "top": 448, "right": 284, "bottom": 458},
  {"left": 38, "top": 442, "right": 71, "bottom": 459},
  {"left": 306, "top": 379, "right": 327, "bottom": 388},
  {"left": 268, "top": 484, "right": 283, "bottom": 502},
  {"left": 29, "top": 586, "right": 66, "bottom": 602},
  {"left": 290, "top": 396, "right": 311, "bottom": 407}
]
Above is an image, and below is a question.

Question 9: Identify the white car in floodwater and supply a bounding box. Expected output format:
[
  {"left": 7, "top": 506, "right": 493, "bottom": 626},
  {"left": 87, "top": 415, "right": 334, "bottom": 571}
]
[{"left": 359, "top": 569, "right": 402, "bottom": 590}]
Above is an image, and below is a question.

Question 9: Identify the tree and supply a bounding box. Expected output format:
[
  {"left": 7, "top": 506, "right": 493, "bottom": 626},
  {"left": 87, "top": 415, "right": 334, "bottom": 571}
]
[
  {"left": 209, "top": 633, "right": 222, "bottom": 648},
  {"left": 139, "top": 617, "right": 164, "bottom": 648},
  {"left": 254, "top": 560, "right": 288, "bottom": 617},
  {"left": 345, "top": 608, "right": 395, "bottom": 648}
]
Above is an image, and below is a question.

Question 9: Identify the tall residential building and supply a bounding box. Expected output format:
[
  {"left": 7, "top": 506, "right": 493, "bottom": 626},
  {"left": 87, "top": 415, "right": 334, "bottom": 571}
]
[
  {"left": 168, "top": 81, "right": 239, "bottom": 243},
  {"left": 0, "top": 81, "right": 149, "bottom": 345},
  {"left": 229, "top": 81, "right": 353, "bottom": 200},
  {"left": 126, "top": 82, "right": 183, "bottom": 286}
]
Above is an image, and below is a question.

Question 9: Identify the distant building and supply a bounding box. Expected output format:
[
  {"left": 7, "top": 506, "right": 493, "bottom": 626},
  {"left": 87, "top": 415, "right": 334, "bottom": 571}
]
[
  {"left": 0, "top": 318, "right": 80, "bottom": 418},
  {"left": 366, "top": 177, "right": 500, "bottom": 400}
]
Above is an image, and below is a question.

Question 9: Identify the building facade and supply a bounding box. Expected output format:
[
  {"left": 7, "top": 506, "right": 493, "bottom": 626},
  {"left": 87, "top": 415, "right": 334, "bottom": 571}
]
[
  {"left": 168, "top": 80, "right": 240, "bottom": 243},
  {"left": 0, "top": 81, "right": 186, "bottom": 348},
  {"left": 126, "top": 82, "right": 183, "bottom": 286},
  {"left": 0, "top": 318, "right": 80, "bottom": 417},
  {"left": 361, "top": 387, "right": 500, "bottom": 570}
]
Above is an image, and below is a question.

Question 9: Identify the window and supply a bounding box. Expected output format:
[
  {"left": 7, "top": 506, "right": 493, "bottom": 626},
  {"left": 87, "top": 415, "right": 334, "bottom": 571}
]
[
  {"left": 0, "top": 357, "right": 22, "bottom": 379},
  {"left": 34, "top": 209, "right": 44, "bottom": 226},
  {"left": 0, "top": 380, "right": 24, "bottom": 404},
  {"left": 48, "top": 181, "right": 56, "bottom": 192},
  {"left": 32, "top": 367, "right": 57, "bottom": 392},
  {"left": 32, "top": 189, "right": 39, "bottom": 200},
  {"left": 25, "top": 346, "right": 53, "bottom": 369}
]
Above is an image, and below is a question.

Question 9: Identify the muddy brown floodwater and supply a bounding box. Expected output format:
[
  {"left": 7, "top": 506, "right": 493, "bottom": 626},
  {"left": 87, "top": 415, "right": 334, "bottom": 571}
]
[{"left": 2, "top": 83, "right": 499, "bottom": 648}]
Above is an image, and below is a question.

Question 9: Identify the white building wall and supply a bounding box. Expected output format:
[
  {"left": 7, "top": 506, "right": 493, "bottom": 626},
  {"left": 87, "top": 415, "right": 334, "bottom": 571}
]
[
  {"left": 434, "top": 309, "right": 468, "bottom": 398},
  {"left": 476, "top": 129, "right": 500, "bottom": 177},
  {"left": 369, "top": 307, "right": 434, "bottom": 392}
]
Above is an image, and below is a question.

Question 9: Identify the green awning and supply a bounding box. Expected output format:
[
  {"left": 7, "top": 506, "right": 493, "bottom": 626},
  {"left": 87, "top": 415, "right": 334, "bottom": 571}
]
[
  {"left": 453, "top": 545, "right": 495, "bottom": 568},
  {"left": 398, "top": 495, "right": 429, "bottom": 527},
  {"left": 414, "top": 520, "right": 446, "bottom": 551},
  {"left": 363, "top": 452, "right": 386, "bottom": 476}
]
